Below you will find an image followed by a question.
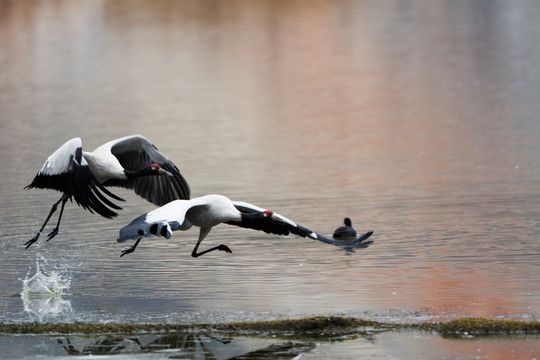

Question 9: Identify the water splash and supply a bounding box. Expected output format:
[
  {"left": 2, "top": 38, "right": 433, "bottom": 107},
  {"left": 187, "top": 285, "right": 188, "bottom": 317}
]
[{"left": 20, "top": 260, "right": 72, "bottom": 321}]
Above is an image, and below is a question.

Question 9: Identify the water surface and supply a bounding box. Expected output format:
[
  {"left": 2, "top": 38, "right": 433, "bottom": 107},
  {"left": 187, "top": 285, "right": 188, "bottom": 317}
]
[{"left": 1, "top": 0, "right": 540, "bottom": 358}]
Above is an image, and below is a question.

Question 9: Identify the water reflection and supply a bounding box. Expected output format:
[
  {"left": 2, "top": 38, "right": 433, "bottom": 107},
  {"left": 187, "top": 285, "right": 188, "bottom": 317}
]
[
  {"left": 1, "top": 331, "right": 537, "bottom": 359},
  {"left": 57, "top": 333, "right": 315, "bottom": 359}
]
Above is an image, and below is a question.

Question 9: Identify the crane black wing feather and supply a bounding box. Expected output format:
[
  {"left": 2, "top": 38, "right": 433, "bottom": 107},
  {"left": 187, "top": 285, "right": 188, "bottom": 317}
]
[
  {"left": 60, "top": 147, "right": 123, "bottom": 218},
  {"left": 101, "top": 135, "right": 190, "bottom": 205},
  {"left": 25, "top": 139, "right": 123, "bottom": 218}
]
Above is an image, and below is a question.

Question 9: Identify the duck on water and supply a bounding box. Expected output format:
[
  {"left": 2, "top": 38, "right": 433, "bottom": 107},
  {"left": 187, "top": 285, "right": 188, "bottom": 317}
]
[{"left": 333, "top": 218, "right": 358, "bottom": 240}]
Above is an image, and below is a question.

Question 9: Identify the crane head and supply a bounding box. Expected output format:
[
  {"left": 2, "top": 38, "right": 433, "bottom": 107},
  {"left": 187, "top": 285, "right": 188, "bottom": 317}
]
[{"left": 151, "top": 164, "right": 173, "bottom": 176}]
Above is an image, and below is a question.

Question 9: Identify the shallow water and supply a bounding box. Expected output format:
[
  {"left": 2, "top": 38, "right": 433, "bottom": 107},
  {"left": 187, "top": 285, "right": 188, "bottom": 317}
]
[{"left": 1, "top": 0, "right": 540, "bottom": 358}]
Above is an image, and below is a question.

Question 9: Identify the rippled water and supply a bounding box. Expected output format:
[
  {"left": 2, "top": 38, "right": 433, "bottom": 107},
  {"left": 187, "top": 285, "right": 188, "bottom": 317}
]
[{"left": 1, "top": 0, "right": 540, "bottom": 358}]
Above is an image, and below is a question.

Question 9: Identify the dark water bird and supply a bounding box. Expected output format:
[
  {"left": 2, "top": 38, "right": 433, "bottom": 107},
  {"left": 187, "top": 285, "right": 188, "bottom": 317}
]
[
  {"left": 333, "top": 217, "right": 357, "bottom": 240},
  {"left": 117, "top": 194, "right": 374, "bottom": 257},
  {"left": 24, "top": 135, "right": 190, "bottom": 249}
]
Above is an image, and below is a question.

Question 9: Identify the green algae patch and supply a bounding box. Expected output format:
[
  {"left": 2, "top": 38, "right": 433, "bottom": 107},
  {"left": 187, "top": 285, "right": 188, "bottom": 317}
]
[
  {"left": 1, "top": 316, "right": 538, "bottom": 338},
  {"left": 0, "top": 317, "right": 384, "bottom": 339},
  {"left": 212, "top": 316, "right": 385, "bottom": 339},
  {"left": 0, "top": 322, "right": 191, "bottom": 335},
  {"left": 436, "top": 318, "right": 540, "bottom": 337},
  {"left": 215, "top": 316, "right": 381, "bottom": 331}
]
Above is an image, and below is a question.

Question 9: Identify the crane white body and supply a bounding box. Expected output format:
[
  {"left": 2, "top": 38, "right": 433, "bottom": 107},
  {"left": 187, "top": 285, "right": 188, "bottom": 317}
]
[{"left": 82, "top": 151, "right": 127, "bottom": 183}]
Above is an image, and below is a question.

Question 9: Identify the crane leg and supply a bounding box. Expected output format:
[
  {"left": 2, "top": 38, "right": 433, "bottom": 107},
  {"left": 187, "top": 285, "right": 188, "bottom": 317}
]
[
  {"left": 25, "top": 195, "right": 65, "bottom": 249},
  {"left": 191, "top": 227, "right": 232, "bottom": 258},
  {"left": 46, "top": 197, "right": 68, "bottom": 241},
  {"left": 120, "top": 238, "right": 142, "bottom": 257}
]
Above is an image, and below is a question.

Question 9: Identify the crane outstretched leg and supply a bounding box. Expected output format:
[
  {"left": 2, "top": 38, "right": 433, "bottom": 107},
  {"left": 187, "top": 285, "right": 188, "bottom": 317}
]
[
  {"left": 46, "top": 197, "right": 68, "bottom": 241},
  {"left": 120, "top": 238, "right": 142, "bottom": 257},
  {"left": 25, "top": 194, "right": 67, "bottom": 249},
  {"left": 191, "top": 227, "right": 232, "bottom": 258}
]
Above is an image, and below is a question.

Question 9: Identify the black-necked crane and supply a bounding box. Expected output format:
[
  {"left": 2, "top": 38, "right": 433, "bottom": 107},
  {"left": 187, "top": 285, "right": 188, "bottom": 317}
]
[
  {"left": 117, "top": 194, "right": 373, "bottom": 257},
  {"left": 25, "top": 135, "right": 190, "bottom": 249},
  {"left": 333, "top": 218, "right": 357, "bottom": 240}
]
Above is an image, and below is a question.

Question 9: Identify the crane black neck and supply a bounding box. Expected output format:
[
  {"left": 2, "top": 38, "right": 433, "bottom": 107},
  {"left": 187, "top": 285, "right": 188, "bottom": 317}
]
[{"left": 124, "top": 167, "right": 157, "bottom": 178}]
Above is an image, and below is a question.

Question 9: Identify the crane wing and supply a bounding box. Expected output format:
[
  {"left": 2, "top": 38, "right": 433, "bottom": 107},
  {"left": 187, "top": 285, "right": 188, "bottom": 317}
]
[
  {"left": 27, "top": 137, "right": 82, "bottom": 186},
  {"left": 25, "top": 137, "right": 123, "bottom": 218},
  {"left": 117, "top": 198, "right": 207, "bottom": 242},
  {"left": 97, "top": 135, "right": 191, "bottom": 205}
]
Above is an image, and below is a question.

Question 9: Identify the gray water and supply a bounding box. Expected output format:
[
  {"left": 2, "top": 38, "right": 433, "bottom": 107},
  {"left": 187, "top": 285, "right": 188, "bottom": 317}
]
[{"left": 1, "top": 0, "right": 540, "bottom": 358}]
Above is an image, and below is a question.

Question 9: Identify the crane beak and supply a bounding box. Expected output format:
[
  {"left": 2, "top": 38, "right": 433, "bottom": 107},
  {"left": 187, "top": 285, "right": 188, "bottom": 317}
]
[{"left": 158, "top": 168, "right": 174, "bottom": 176}]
